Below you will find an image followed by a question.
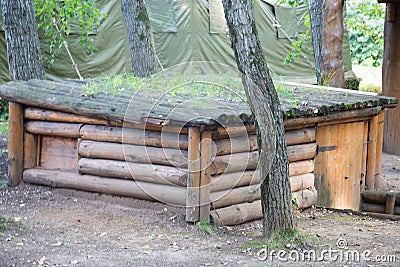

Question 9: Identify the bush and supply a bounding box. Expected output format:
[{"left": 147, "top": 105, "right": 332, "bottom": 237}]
[{"left": 344, "top": 77, "right": 361, "bottom": 91}]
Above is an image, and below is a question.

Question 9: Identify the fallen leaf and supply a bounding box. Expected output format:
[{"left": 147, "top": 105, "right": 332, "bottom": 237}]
[
  {"left": 16, "top": 242, "right": 24, "bottom": 246},
  {"left": 50, "top": 242, "right": 63, "bottom": 247},
  {"left": 100, "top": 232, "right": 107, "bottom": 237}
]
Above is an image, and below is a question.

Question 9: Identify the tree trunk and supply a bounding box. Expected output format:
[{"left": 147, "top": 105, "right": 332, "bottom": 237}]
[
  {"left": 222, "top": 0, "right": 295, "bottom": 238},
  {"left": 308, "top": 0, "right": 323, "bottom": 85},
  {"left": 1, "top": 0, "right": 45, "bottom": 80},
  {"left": 121, "top": 0, "right": 160, "bottom": 77},
  {"left": 321, "top": 0, "right": 344, "bottom": 87}
]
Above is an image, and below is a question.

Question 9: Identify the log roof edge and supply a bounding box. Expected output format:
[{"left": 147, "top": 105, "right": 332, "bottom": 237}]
[{"left": 0, "top": 79, "right": 397, "bottom": 127}]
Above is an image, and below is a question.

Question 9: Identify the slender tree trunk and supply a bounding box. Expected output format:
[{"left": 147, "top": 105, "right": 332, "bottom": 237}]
[
  {"left": 121, "top": 0, "right": 160, "bottom": 77},
  {"left": 308, "top": 0, "right": 323, "bottom": 85},
  {"left": 1, "top": 0, "right": 45, "bottom": 80},
  {"left": 321, "top": 0, "right": 344, "bottom": 87},
  {"left": 222, "top": 0, "right": 295, "bottom": 238}
]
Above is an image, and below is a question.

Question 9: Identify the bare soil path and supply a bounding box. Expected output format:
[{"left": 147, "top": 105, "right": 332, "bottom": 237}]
[{"left": 0, "top": 144, "right": 399, "bottom": 266}]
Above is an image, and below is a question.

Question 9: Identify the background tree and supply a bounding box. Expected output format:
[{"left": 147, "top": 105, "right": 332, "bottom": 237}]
[
  {"left": 320, "top": 0, "right": 344, "bottom": 87},
  {"left": 280, "top": 0, "right": 344, "bottom": 87},
  {"left": 1, "top": 0, "right": 45, "bottom": 81},
  {"left": 121, "top": 0, "right": 160, "bottom": 77},
  {"left": 222, "top": 0, "right": 295, "bottom": 238},
  {"left": 308, "top": 0, "right": 323, "bottom": 85}
]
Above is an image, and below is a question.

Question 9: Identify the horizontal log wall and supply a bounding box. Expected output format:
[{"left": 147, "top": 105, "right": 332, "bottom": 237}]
[
  {"left": 23, "top": 169, "right": 187, "bottom": 206},
  {"left": 23, "top": 111, "right": 190, "bottom": 205},
  {"left": 22, "top": 107, "right": 321, "bottom": 226},
  {"left": 208, "top": 127, "right": 318, "bottom": 225},
  {"left": 210, "top": 188, "right": 318, "bottom": 226}
]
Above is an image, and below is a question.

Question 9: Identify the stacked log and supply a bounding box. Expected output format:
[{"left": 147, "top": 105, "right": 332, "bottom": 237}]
[
  {"left": 361, "top": 191, "right": 400, "bottom": 216},
  {"left": 22, "top": 109, "right": 190, "bottom": 208},
  {"left": 22, "top": 107, "right": 320, "bottom": 226},
  {"left": 209, "top": 127, "right": 318, "bottom": 225}
]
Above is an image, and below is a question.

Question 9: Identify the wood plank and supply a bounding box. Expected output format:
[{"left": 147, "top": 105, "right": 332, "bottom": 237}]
[
  {"left": 23, "top": 132, "right": 37, "bottom": 169},
  {"left": 199, "top": 131, "right": 212, "bottom": 221},
  {"left": 79, "top": 140, "right": 188, "bottom": 168},
  {"left": 80, "top": 125, "right": 188, "bottom": 150},
  {"left": 23, "top": 169, "right": 186, "bottom": 206},
  {"left": 211, "top": 143, "right": 316, "bottom": 175},
  {"left": 210, "top": 167, "right": 314, "bottom": 192},
  {"left": 214, "top": 135, "right": 258, "bottom": 156},
  {"left": 374, "top": 111, "right": 385, "bottom": 189},
  {"left": 314, "top": 122, "right": 364, "bottom": 210},
  {"left": 8, "top": 102, "right": 24, "bottom": 186},
  {"left": 366, "top": 115, "right": 379, "bottom": 190},
  {"left": 361, "top": 121, "right": 368, "bottom": 191},
  {"left": 186, "top": 127, "right": 201, "bottom": 222},
  {"left": 210, "top": 200, "right": 262, "bottom": 226},
  {"left": 78, "top": 158, "right": 188, "bottom": 187},
  {"left": 211, "top": 170, "right": 260, "bottom": 192},
  {"left": 382, "top": 3, "right": 400, "bottom": 155},
  {"left": 211, "top": 184, "right": 261, "bottom": 209},
  {"left": 385, "top": 193, "right": 396, "bottom": 215},
  {"left": 214, "top": 128, "right": 316, "bottom": 156},
  {"left": 362, "top": 191, "right": 400, "bottom": 205},
  {"left": 292, "top": 189, "right": 318, "bottom": 209},
  {"left": 285, "top": 107, "right": 382, "bottom": 129},
  {"left": 24, "top": 107, "right": 118, "bottom": 126},
  {"left": 289, "top": 160, "right": 315, "bottom": 176},
  {"left": 25, "top": 121, "right": 82, "bottom": 138},
  {"left": 39, "top": 136, "right": 78, "bottom": 171}
]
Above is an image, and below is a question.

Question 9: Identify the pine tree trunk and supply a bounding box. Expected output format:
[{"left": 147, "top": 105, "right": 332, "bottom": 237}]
[
  {"left": 321, "top": 0, "right": 344, "bottom": 87},
  {"left": 121, "top": 0, "right": 160, "bottom": 77},
  {"left": 308, "top": 0, "right": 323, "bottom": 85},
  {"left": 222, "top": 0, "right": 295, "bottom": 238},
  {"left": 1, "top": 0, "right": 45, "bottom": 81}
]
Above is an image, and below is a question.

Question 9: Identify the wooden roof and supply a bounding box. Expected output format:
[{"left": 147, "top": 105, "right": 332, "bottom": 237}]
[{"left": 0, "top": 79, "right": 397, "bottom": 127}]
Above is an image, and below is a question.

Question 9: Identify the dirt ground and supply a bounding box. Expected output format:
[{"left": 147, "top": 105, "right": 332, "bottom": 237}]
[{"left": 0, "top": 135, "right": 399, "bottom": 266}]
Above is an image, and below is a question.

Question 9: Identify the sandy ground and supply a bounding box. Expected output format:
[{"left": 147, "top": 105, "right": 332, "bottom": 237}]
[{"left": 0, "top": 139, "right": 399, "bottom": 266}]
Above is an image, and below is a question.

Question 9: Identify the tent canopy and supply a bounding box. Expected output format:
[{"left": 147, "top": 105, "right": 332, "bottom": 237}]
[{"left": 0, "top": 0, "right": 353, "bottom": 84}]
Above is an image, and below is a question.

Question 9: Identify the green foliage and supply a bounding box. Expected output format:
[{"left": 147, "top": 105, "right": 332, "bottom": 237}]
[
  {"left": 0, "top": 99, "right": 8, "bottom": 122},
  {"left": 346, "top": 1, "right": 385, "bottom": 67},
  {"left": 242, "top": 229, "right": 318, "bottom": 251},
  {"left": 267, "top": 229, "right": 318, "bottom": 250},
  {"left": 34, "top": 0, "right": 104, "bottom": 64},
  {"left": 344, "top": 77, "right": 361, "bottom": 91},
  {"left": 196, "top": 219, "right": 214, "bottom": 235}
]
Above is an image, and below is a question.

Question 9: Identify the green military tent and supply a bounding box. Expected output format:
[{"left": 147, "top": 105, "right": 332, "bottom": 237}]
[{"left": 0, "top": 0, "right": 353, "bottom": 84}]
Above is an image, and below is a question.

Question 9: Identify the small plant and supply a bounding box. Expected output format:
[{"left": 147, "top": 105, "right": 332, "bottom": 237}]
[
  {"left": 267, "top": 229, "right": 318, "bottom": 250},
  {"left": 0, "top": 123, "right": 8, "bottom": 135},
  {"left": 292, "top": 194, "right": 299, "bottom": 210},
  {"left": 344, "top": 77, "right": 361, "bottom": 91},
  {"left": 0, "top": 178, "right": 7, "bottom": 190},
  {"left": 196, "top": 219, "right": 214, "bottom": 235}
]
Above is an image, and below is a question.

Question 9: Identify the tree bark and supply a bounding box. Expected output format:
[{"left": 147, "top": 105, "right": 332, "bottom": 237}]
[
  {"left": 321, "top": 0, "right": 345, "bottom": 87},
  {"left": 222, "top": 0, "right": 295, "bottom": 238},
  {"left": 121, "top": 0, "right": 160, "bottom": 77},
  {"left": 308, "top": 0, "right": 323, "bottom": 85},
  {"left": 1, "top": 0, "right": 45, "bottom": 81}
]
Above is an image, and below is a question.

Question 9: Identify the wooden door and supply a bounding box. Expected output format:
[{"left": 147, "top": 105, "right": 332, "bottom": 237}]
[{"left": 315, "top": 121, "right": 367, "bottom": 210}]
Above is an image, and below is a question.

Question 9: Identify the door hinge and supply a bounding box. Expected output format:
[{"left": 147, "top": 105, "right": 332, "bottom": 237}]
[{"left": 316, "top": 145, "right": 337, "bottom": 154}]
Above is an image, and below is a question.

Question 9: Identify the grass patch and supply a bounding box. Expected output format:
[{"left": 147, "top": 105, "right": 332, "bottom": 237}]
[
  {"left": 196, "top": 219, "right": 214, "bottom": 235},
  {"left": 0, "top": 122, "right": 7, "bottom": 135},
  {"left": 0, "top": 178, "right": 7, "bottom": 190},
  {"left": 242, "top": 229, "right": 319, "bottom": 251},
  {"left": 0, "top": 216, "right": 26, "bottom": 236},
  {"left": 359, "top": 83, "right": 382, "bottom": 94}
]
